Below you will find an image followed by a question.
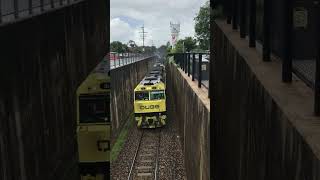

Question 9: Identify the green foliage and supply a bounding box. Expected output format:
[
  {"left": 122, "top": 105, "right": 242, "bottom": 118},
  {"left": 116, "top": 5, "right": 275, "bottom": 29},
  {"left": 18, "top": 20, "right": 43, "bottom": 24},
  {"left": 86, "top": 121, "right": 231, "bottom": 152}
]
[
  {"left": 172, "top": 37, "right": 197, "bottom": 53},
  {"left": 194, "top": 1, "right": 210, "bottom": 50},
  {"left": 110, "top": 41, "right": 128, "bottom": 53},
  {"left": 174, "top": 40, "right": 184, "bottom": 53},
  {"left": 183, "top": 37, "right": 197, "bottom": 51},
  {"left": 110, "top": 114, "right": 134, "bottom": 162},
  {"left": 194, "top": 1, "right": 223, "bottom": 50}
]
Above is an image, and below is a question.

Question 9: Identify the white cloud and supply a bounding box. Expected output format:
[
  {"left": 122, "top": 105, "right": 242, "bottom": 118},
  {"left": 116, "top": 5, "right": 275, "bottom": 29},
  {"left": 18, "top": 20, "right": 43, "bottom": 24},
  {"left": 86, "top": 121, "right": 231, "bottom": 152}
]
[
  {"left": 110, "top": 18, "right": 135, "bottom": 43},
  {"left": 110, "top": 0, "right": 207, "bottom": 47}
]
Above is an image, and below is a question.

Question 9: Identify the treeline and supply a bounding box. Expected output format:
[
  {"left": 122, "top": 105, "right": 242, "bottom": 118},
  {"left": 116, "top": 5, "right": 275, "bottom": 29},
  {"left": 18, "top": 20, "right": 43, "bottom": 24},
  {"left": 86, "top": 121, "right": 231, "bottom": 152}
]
[{"left": 110, "top": 41, "right": 156, "bottom": 53}]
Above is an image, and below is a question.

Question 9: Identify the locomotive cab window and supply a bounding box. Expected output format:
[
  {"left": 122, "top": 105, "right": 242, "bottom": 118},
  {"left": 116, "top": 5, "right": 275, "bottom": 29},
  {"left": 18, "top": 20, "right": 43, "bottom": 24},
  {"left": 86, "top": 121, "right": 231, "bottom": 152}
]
[
  {"left": 135, "top": 91, "right": 149, "bottom": 101},
  {"left": 150, "top": 90, "right": 165, "bottom": 100},
  {"left": 79, "top": 95, "right": 110, "bottom": 123}
]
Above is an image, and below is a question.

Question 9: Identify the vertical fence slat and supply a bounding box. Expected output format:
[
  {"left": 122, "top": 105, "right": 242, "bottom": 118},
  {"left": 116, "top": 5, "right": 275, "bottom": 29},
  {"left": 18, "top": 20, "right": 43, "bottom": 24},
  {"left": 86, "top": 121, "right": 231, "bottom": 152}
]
[
  {"left": 198, "top": 53, "right": 202, "bottom": 88},
  {"left": 314, "top": 3, "right": 320, "bottom": 115},
  {"left": 51, "top": 0, "right": 54, "bottom": 8},
  {"left": 188, "top": 53, "right": 190, "bottom": 76},
  {"left": 192, "top": 53, "right": 195, "bottom": 81},
  {"left": 282, "top": 0, "right": 292, "bottom": 82},
  {"left": 14, "top": 0, "right": 19, "bottom": 18},
  {"left": 263, "top": 0, "right": 271, "bottom": 61},
  {"left": 249, "top": 0, "right": 256, "bottom": 47},
  {"left": 0, "top": 0, "right": 2, "bottom": 23},
  {"left": 232, "top": 0, "right": 238, "bottom": 30},
  {"left": 226, "top": 0, "right": 232, "bottom": 24},
  {"left": 40, "top": 0, "right": 44, "bottom": 11},
  {"left": 239, "top": 0, "right": 246, "bottom": 38},
  {"left": 184, "top": 53, "right": 187, "bottom": 73},
  {"left": 28, "top": 0, "right": 33, "bottom": 15}
]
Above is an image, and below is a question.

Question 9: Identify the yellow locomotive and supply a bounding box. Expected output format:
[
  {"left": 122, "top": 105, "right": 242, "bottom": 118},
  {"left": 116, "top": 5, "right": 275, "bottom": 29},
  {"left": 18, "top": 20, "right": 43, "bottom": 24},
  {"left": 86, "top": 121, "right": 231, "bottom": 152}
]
[
  {"left": 134, "top": 63, "right": 166, "bottom": 128},
  {"left": 76, "top": 59, "right": 110, "bottom": 180}
]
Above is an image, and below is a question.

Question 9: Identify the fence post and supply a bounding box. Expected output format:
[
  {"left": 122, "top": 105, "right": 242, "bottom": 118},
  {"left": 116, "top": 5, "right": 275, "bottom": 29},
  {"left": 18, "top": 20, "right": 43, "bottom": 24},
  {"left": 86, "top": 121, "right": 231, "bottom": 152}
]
[
  {"left": 232, "top": 0, "right": 238, "bottom": 30},
  {"left": 315, "top": 43, "right": 320, "bottom": 115},
  {"left": 282, "top": 0, "right": 292, "bottom": 82},
  {"left": 198, "top": 53, "right": 202, "bottom": 88},
  {"left": 239, "top": 0, "right": 246, "bottom": 38},
  {"left": 180, "top": 53, "right": 183, "bottom": 68},
  {"left": 226, "top": 0, "right": 232, "bottom": 24},
  {"left": 184, "top": 53, "right": 187, "bottom": 72},
  {"left": 126, "top": 53, "right": 128, "bottom": 64},
  {"left": 249, "top": 0, "right": 256, "bottom": 47},
  {"left": 14, "top": 0, "right": 19, "bottom": 19},
  {"left": 185, "top": 53, "right": 187, "bottom": 73},
  {"left": 180, "top": 53, "right": 183, "bottom": 70},
  {"left": 0, "top": 0, "right": 2, "bottom": 23},
  {"left": 192, "top": 53, "right": 195, "bottom": 81},
  {"left": 40, "top": 0, "right": 44, "bottom": 12},
  {"left": 314, "top": 2, "right": 320, "bottom": 115},
  {"left": 188, "top": 53, "right": 190, "bottom": 76},
  {"left": 182, "top": 53, "right": 186, "bottom": 71},
  {"left": 28, "top": 0, "right": 33, "bottom": 15},
  {"left": 263, "top": 0, "right": 271, "bottom": 61},
  {"left": 51, "top": 0, "right": 54, "bottom": 8}
]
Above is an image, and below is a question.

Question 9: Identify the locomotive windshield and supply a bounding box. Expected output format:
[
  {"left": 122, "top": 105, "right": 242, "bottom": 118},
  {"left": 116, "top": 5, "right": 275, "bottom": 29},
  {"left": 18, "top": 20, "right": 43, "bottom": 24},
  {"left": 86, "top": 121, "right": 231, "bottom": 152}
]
[
  {"left": 150, "top": 90, "right": 165, "bottom": 100},
  {"left": 79, "top": 95, "right": 110, "bottom": 123},
  {"left": 135, "top": 91, "right": 149, "bottom": 100}
]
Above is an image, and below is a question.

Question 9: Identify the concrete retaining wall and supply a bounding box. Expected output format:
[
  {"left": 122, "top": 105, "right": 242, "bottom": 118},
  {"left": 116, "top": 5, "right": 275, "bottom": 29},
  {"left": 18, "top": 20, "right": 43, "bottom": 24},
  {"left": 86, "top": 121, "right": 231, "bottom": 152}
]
[
  {"left": 212, "top": 20, "right": 320, "bottom": 180},
  {"left": 0, "top": 1, "right": 108, "bottom": 179},
  {"left": 110, "top": 58, "right": 155, "bottom": 140},
  {"left": 166, "top": 62, "right": 210, "bottom": 180}
]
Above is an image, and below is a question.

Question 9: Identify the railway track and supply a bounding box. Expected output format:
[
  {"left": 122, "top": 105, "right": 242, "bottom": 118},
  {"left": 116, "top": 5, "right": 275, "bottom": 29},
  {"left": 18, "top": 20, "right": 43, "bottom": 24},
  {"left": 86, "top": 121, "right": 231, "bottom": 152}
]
[{"left": 127, "top": 130, "right": 161, "bottom": 180}]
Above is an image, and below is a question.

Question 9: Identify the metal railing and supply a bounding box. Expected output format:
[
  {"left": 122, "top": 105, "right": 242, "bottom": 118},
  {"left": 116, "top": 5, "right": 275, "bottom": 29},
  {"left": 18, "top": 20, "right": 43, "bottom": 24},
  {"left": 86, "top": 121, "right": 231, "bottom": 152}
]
[
  {"left": 0, "top": 0, "right": 82, "bottom": 24},
  {"left": 110, "top": 52, "right": 153, "bottom": 69},
  {"left": 214, "top": 0, "right": 320, "bottom": 115},
  {"left": 170, "top": 52, "right": 210, "bottom": 98}
]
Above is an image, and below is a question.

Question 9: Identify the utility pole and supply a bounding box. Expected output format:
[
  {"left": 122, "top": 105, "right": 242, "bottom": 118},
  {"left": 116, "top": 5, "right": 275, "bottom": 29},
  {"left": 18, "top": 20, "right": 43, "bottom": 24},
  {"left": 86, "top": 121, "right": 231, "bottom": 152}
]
[{"left": 139, "top": 25, "right": 147, "bottom": 52}]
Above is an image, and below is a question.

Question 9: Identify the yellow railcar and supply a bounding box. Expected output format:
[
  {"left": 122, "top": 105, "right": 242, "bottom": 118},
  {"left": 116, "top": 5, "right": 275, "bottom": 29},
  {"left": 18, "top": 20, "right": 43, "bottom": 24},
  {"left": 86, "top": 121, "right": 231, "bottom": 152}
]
[
  {"left": 76, "top": 60, "right": 110, "bottom": 180},
  {"left": 134, "top": 68, "right": 166, "bottom": 128}
]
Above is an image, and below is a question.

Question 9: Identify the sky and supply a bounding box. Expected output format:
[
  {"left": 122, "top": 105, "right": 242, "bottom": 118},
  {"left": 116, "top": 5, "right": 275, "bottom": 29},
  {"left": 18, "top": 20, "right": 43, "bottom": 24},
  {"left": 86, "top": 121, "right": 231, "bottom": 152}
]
[{"left": 110, "top": 0, "right": 207, "bottom": 47}]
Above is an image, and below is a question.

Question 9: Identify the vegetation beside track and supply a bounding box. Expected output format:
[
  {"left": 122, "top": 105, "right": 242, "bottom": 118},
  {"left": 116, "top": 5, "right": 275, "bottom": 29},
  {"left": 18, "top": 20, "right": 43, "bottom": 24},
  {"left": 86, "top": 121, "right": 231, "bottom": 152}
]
[{"left": 111, "top": 113, "right": 134, "bottom": 162}]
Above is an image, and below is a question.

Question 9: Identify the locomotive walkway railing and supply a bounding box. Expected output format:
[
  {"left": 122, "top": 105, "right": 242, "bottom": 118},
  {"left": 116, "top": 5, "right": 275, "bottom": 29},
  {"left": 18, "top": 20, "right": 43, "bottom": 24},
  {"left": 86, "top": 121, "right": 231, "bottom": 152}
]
[
  {"left": 168, "top": 52, "right": 210, "bottom": 98},
  {"left": 110, "top": 52, "right": 154, "bottom": 69}
]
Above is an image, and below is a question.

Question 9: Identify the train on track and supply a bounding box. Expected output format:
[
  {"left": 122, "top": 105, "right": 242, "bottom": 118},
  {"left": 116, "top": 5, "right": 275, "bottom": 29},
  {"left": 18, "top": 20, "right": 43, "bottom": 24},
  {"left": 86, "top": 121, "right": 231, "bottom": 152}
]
[
  {"left": 76, "top": 59, "right": 110, "bottom": 180},
  {"left": 133, "top": 62, "right": 167, "bottom": 128}
]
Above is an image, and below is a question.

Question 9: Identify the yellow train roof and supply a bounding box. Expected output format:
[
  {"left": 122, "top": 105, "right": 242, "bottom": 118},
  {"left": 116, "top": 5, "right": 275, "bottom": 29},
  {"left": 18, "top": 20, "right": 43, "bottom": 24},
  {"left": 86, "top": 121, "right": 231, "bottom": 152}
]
[
  {"left": 77, "top": 72, "right": 110, "bottom": 95},
  {"left": 134, "top": 80, "right": 165, "bottom": 92}
]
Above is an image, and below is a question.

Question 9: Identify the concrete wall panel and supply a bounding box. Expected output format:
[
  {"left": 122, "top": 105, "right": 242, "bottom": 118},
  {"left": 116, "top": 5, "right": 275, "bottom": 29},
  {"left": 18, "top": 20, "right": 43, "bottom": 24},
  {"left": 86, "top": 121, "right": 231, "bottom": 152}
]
[
  {"left": 212, "top": 20, "right": 320, "bottom": 180},
  {"left": 166, "top": 62, "right": 210, "bottom": 180},
  {"left": 0, "top": 0, "right": 108, "bottom": 179}
]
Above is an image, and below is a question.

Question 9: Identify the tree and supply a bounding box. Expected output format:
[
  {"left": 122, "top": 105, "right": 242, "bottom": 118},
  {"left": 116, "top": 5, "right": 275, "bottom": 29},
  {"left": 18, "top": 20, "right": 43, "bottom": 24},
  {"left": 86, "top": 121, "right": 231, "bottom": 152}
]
[
  {"left": 165, "top": 41, "right": 172, "bottom": 53},
  {"left": 183, "top": 37, "right": 197, "bottom": 52},
  {"left": 172, "top": 37, "right": 197, "bottom": 53},
  {"left": 110, "top": 41, "right": 128, "bottom": 53},
  {"left": 194, "top": 1, "right": 210, "bottom": 50},
  {"left": 174, "top": 40, "right": 184, "bottom": 53},
  {"left": 194, "top": 1, "right": 223, "bottom": 50}
]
